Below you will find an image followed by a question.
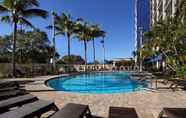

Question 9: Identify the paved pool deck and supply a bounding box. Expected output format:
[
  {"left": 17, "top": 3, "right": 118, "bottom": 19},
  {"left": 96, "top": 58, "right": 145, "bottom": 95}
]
[{"left": 23, "top": 75, "right": 186, "bottom": 118}]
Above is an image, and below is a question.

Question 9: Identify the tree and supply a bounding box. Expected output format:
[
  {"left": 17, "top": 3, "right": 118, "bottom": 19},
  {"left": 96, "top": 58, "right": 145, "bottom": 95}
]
[
  {"left": 141, "top": 0, "right": 186, "bottom": 77},
  {"left": 57, "top": 55, "right": 85, "bottom": 65},
  {"left": 0, "top": 0, "right": 48, "bottom": 77},
  {"left": 100, "top": 37, "right": 106, "bottom": 66},
  {"left": 26, "top": 29, "right": 58, "bottom": 64},
  {"left": 89, "top": 24, "right": 105, "bottom": 65},
  {"left": 74, "top": 20, "right": 91, "bottom": 71},
  {"left": 0, "top": 29, "right": 57, "bottom": 64},
  {"left": 48, "top": 12, "right": 75, "bottom": 64},
  {"left": 0, "top": 36, "right": 11, "bottom": 63},
  {"left": 144, "top": 19, "right": 176, "bottom": 70}
]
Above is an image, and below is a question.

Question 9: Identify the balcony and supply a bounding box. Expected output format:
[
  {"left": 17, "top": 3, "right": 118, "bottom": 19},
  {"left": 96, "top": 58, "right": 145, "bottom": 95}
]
[
  {"left": 157, "top": 0, "right": 163, "bottom": 9},
  {"left": 164, "top": 0, "right": 172, "bottom": 12},
  {"left": 165, "top": 0, "right": 174, "bottom": 17}
]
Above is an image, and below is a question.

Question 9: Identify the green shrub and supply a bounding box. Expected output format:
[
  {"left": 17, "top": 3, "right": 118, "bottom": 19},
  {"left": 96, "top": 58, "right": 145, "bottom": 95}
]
[
  {"left": 176, "top": 65, "right": 186, "bottom": 79},
  {"left": 62, "top": 65, "right": 77, "bottom": 73},
  {"left": 0, "top": 64, "right": 12, "bottom": 78}
]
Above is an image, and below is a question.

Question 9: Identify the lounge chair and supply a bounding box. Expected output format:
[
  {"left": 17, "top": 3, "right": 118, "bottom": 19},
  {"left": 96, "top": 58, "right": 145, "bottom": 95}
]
[
  {"left": 169, "top": 79, "right": 186, "bottom": 91},
  {"left": 0, "top": 89, "right": 27, "bottom": 101},
  {"left": 0, "top": 81, "right": 20, "bottom": 88},
  {"left": 51, "top": 103, "right": 92, "bottom": 118},
  {"left": 0, "top": 80, "right": 34, "bottom": 87},
  {"left": 109, "top": 107, "right": 139, "bottom": 118},
  {"left": 0, "top": 100, "right": 59, "bottom": 118},
  {"left": 158, "top": 108, "right": 186, "bottom": 118},
  {"left": 0, "top": 86, "right": 19, "bottom": 92},
  {"left": 0, "top": 94, "right": 38, "bottom": 113},
  {"left": 15, "top": 68, "right": 26, "bottom": 78}
]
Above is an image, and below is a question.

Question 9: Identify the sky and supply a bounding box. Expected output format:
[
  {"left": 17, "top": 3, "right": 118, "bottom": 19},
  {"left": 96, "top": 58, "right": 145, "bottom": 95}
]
[{"left": 0, "top": 0, "right": 136, "bottom": 63}]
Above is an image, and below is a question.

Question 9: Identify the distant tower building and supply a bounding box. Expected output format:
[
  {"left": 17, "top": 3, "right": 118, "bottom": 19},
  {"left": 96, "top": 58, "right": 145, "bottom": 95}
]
[
  {"left": 135, "top": 0, "right": 150, "bottom": 50},
  {"left": 135, "top": 0, "right": 150, "bottom": 62}
]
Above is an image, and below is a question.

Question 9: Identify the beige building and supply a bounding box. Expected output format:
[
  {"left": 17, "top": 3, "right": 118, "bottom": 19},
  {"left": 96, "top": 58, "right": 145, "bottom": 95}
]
[{"left": 150, "top": 0, "right": 181, "bottom": 25}]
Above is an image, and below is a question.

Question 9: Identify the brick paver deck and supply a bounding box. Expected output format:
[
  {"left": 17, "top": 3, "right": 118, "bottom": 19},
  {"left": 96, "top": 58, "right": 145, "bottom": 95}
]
[{"left": 23, "top": 75, "right": 186, "bottom": 118}]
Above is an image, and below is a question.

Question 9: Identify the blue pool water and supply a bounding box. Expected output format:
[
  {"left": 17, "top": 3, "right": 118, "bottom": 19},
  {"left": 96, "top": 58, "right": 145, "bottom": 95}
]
[{"left": 47, "top": 72, "right": 148, "bottom": 94}]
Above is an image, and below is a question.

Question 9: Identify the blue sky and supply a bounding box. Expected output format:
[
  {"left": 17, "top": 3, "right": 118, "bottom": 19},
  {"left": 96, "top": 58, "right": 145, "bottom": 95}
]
[{"left": 0, "top": 0, "right": 135, "bottom": 62}]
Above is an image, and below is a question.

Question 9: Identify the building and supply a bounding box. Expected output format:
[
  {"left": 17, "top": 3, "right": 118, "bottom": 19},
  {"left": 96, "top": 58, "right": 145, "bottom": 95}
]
[
  {"left": 135, "top": 0, "right": 150, "bottom": 50},
  {"left": 135, "top": 0, "right": 182, "bottom": 70},
  {"left": 135, "top": 0, "right": 181, "bottom": 49},
  {"left": 150, "top": 0, "right": 181, "bottom": 25},
  {"left": 134, "top": 0, "right": 151, "bottom": 68}
]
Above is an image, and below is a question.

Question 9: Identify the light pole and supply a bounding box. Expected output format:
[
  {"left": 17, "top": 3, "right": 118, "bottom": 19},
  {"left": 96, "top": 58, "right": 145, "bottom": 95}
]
[
  {"left": 101, "top": 39, "right": 105, "bottom": 69},
  {"left": 139, "top": 27, "right": 143, "bottom": 72},
  {"left": 51, "top": 10, "right": 56, "bottom": 72}
]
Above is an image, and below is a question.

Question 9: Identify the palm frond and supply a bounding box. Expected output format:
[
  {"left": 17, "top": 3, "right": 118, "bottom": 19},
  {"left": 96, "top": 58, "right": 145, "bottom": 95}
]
[
  {"left": 46, "top": 25, "right": 63, "bottom": 32},
  {"left": 18, "top": 17, "right": 35, "bottom": 28},
  {"left": 0, "top": 15, "right": 11, "bottom": 23},
  {"left": 23, "top": 9, "right": 48, "bottom": 19},
  {"left": 17, "top": 0, "right": 39, "bottom": 10},
  {"left": 3, "top": 0, "right": 13, "bottom": 10},
  {"left": 0, "top": 4, "right": 8, "bottom": 13},
  {"left": 46, "top": 25, "right": 52, "bottom": 29},
  {"left": 25, "top": 0, "right": 39, "bottom": 7},
  {"left": 55, "top": 31, "right": 65, "bottom": 36}
]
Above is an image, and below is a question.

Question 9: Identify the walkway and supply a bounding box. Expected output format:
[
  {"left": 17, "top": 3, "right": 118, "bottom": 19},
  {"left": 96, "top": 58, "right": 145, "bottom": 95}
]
[{"left": 21, "top": 75, "right": 186, "bottom": 118}]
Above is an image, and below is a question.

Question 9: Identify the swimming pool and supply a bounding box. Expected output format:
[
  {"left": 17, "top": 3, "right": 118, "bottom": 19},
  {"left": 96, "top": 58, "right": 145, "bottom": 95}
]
[{"left": 47, "top": 72, "right": 148, "bottom": 94}]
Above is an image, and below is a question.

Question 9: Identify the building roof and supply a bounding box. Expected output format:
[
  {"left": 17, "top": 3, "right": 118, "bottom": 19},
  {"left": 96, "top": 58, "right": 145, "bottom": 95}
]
[{"left": 111, "top": 58, "right": 133, "bottom": 61}]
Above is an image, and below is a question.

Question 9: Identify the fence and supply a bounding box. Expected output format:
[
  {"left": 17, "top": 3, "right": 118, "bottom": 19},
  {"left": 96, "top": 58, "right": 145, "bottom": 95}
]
[{"left": 0, "top": 63, "right": 139, "bottom": 78}]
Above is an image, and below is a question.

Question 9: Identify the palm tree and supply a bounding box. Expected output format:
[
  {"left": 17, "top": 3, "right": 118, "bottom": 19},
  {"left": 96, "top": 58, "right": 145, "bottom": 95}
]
[
  {"left": 74, "top": 20, "right": 91, "bottom": 72},
  {"left": 100, "top": 31, "right": 106, "bottom": 65},
  {"left": 60, "top": 13, "right": 75, "bottom": 63},
  {"left": 51, "top": 11, "right": 56, "bottom": 71},
  {"left": 0, "top": 0, "right": 48, "bottom": 77},
  {"left": 47, "top": 12, "right": 75, "bottom": 66},
  {"left": 89, "top": 24, "right": 105, "bottom": 65},
  {"left": 100, "top": 38, "right": 105, "bottom": 67}
]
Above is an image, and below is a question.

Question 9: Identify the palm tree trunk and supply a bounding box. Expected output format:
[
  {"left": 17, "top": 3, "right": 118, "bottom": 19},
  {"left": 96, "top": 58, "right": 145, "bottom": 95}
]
[
  {"left": 52, "top": 37, "right": 56, "bottom": 72},
  {"left": 103, "top": 41, "right": 105, "bottom": 68},
  {"left": 67, "top": 34, "right": 71, "bottom": 73},
  {"left": 92, "top": 38, "right": 96, "bottom": 65},
  {"left": 84, "top": 40, "right": 87, "bottom": 72},
  {"left": 67, "top": 34, "right": 71, "bottom": 61},
  {"left": 12, "top": 22, "right": 17, "bottom": 78},
  {"left": 52, "top": 13, "right": 56, "bottom": 72},
  {"left": 101, "top": 39, "right": 106, "bottom": 68}
]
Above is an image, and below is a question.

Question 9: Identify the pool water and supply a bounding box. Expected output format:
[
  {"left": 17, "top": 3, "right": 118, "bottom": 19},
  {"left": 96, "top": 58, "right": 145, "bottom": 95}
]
[{"left": 47, "top": 72, "right": 148, "bottom": 94}]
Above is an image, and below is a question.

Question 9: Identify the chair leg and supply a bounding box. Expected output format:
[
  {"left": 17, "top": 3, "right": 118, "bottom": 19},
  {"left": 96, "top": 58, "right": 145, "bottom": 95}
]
[
  {"left": 85, "top": 108, "right": 92, "bottom": 118},
  {"left": 45, "top": 105, "right": 59, "bottom": 118},
  {"left": 36, "top": 114, "right": 41, "bottom": 118},
  {"left": 52, "top": 105, "right": 59, "bottom": 111},
  {"left": 170, "top": 84, "right": 176, "bottom": 91},
  {"left": 158, "top": 110, "right": 164, "bottom": 118},
  {"left": 172, "top": 85, "right": 178, "bottom": 92}
]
